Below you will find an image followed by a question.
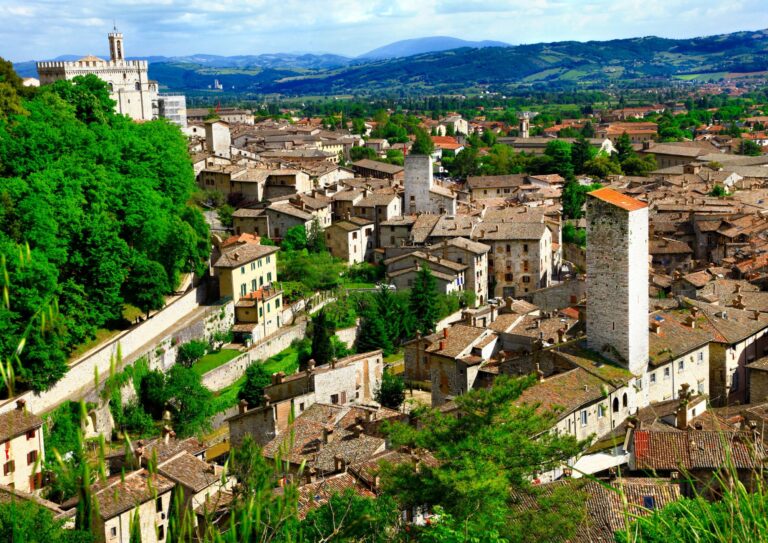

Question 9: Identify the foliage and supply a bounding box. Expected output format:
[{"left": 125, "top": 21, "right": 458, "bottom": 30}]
[
  {"left": 563, "top": 221, "right": 586, "bottom": 247},
  {"left": 374, "top": 369, "right": 405, "bottom": 409},
  {"left": 583, "top": 155, "right": 622, "bottom": 179},
  {"left": 410, "top": 265, "right": 439, "bottom": 334},
  {"left": 238, "top": 363, "right": 272, "bottom": 407},
  {"left": 615, "top": 132, "right": 635, "bottom": 163},
  {"left": 571, "top": 136, "right": 597, "bottom": 175},
  {"left": 0, "top": 499, "right": 93, "bottom": 543},
  {"left": 310, "top": 309, "right": 334, "bottom": 366},
  {"left": 412, "top": 127, "right": 435, "bottom": 155},
  {"left": 544, "top": 139, "right": 574, "bottom": 178},
  {"left": 176, "top": 339, "right": 208, "bottom": 367},
  {"left": 322, "top": 295, "right": 359, "bottom": 330},
  {"left": 710, "top": 184, "right": 728, "bottom": 197},
  {"left": 281, "top": 225, "right": 309, "bottom": 252},
  {"left": 446, "top": 146, "right": 481, "bottom": 179},
  {"left": 739, "top": 139, "right": 763, "bottom": 156},
  {"left": 0, "top": 72, "right": 209, "bottom": 392},
  {"left": 621, "top": 154, "right": 657, "bottom": 176},
  {"left": 218, "top": 204, "right": 235, "bottom": 228},
  {"left": 307, "top": 218, "right": 326, "bottom": 253},
  {"left": 350, "top": 145, "right": 378, "bottom": 161},
  {"left": 138, "top": 366, "right": 213, "bottom": 436},
  {"left": 277, "top": 250, "right": 345, "bottom": 291},
  {"left": 381, "top": 375, "right": 586, "bottom": 539},
  {"left": 356, "top": 308, "right": 393, "bottom": 356},
  {"left": 300, "top": 490, "right": 401, "bottom": 543},
  {"left": 129, "top": 507, "right": 142, "bottom": 543}
]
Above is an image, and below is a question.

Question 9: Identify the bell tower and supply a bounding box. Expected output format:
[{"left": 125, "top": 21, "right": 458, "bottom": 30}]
[{"left": 108, "top": 26, "right": 124, "bottom": 61}]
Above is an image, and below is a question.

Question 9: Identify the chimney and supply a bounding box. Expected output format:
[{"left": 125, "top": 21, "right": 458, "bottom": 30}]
[
  {"left": 15, "top": 399, "right": 26, "bottom": 411},
  {"left": 690, "top": 306, "right": 699, "bottom": 318},
  {"left": 684, "top": 315, "right": 696, "bottom": 329},
  {"left": 263, "top": 394, "right": 271, "bottom": 407},
  {"left": 439, "top": 340, "right": 446, "bottom": 351},
  {"left": 352, "top": 424, "right": 364, "bottom": 438},
  {"left": 506, "top": 297, "right": 514, "bottom": 312},
  {"left": 322, "top": 426, "right": 335, "bottom": 444},
  {"left": 238, "top": 399, "right": 249, "bottom": 414},
  {"left": 162, "top": 425, "right": 173, "bottom": 445},
  {"left": 535, "top": 362, "right": 544, "bottom": 382},
  {"left": 272, "top": 372, "right": 285, "bottom": 385},
  {"left": 650, "top": 321, "right": 662, "bottom": 335},
  {"left": 557, "top": 327, "right": 566, "bottom": 343},
  {"left": 334, "top": 455, "right": 347, "bottom": 472},
  {"left": 676, "top": 383, "right": 693, "bottom": 430},
  {"left": 308, "top": 359, "right": 316, "bottom": 371},
  {"left": 330, "top": 358, "right": 337, "bottom": 369},
  {"left": 443, "top": 328, "right": 449, "bottom": 339},
  {"left": 754, "top": 310, "right": 761, "bottom": 321}
]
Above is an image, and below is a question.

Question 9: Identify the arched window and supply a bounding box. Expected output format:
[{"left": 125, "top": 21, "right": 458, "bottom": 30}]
[
  {"left": 107, "top": 83, "right": 113, "bottom": 91},
  {"left": 612, "top": 398, "right": 619, "bottom": 413},
  {"left": 622, "top": 393, "right": 628, "bottom": 408},
  {"left": 135, "top": 82, "right": 141, "bottom": 91}
]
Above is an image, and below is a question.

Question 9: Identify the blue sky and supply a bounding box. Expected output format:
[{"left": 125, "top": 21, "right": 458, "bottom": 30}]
[{"left": 2, "top": 0, "right": 768, "bottom": 61}]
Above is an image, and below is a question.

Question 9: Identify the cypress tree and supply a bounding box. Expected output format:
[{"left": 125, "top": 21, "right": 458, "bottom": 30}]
[
  {"left": 356, "top": 309, "right": 393, "bottom": 356},
  {"left": 311, "top": 309, "right": 334, "bottom": 365},
  {"left": 410, "top": 265, "right": 439, "bottom": 334}
]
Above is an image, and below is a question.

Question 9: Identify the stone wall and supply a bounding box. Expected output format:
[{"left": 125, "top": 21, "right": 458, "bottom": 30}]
[
  {"left": 562, "top": 242, "right": 586, "bottom": 270},
  {"left": 0, "top": 284, "right": 209, "bottom": 416},
  {"left": 526, "top": 278, "right": 586, "bottom": 312}
]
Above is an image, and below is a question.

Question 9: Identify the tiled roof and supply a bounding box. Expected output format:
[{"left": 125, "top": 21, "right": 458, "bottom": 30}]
[
  {"left": 213, "top": 243, "right": 279, "bottom": 268},
  {"left": 476, "top": 222, "right": 548, "bottom": 241},
  {"left": 430, "top": 237, "right": 490, "bottom": 254},
  {"left": 351, "top": 159, "right": 404, "bottom": 175},
  {"left": 0, "top": 407, "right": 42, "bottom": 443},
  {"left": 511, "top": 478, "right": 681, "bottom": 543},
  {"left": 94, "top": 470, "right": 175, "bottom": 520},
  {"left": 467, "top": 174, "right": 526, "bottom": 189},
  {"left": 267, "top": 203, "right": 314, "bottom": 221},
  {"left": 424, "top": 325, "right": 490, "bottom": 359},
  {"left": 589, "top": 187, "right": 648, "bottom": 212},
  {"left": 648, "top": 311, "right": 712, "bottom": 366},
  {"left": 632, "top": 429, "right": 764, "bottom": 470},
  {"left": 297, "top": 473, "right": 375, "bottom": 519},
  {"left": 158, "top": 452, "right": 222, "bottom": 493}
]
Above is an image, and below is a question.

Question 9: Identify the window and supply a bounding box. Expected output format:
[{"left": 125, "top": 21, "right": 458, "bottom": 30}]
[
  {"left": 580, "top": 410, "right": 588, "bottom": 427},
  {"left": 241, "top": 266, "right": 245, "bottom": 275},
  {"left": 266, "top": 256, "right": 271, "bottom": 264},
  {"left": 240, "top": 284, "right": 247, "bottom": 297},
  {"left": 612, "top": 398, "right": 619, "bottom": 413},
  {"left": 275, "top": 297, "right": 280, "bottom": 307},
  {"left": 643, "top": 496, "right": 656, "bottom": 510},
  {"left": 29, "top": 473, "right": 42, "bottom": 491},
  {"left": 698, "top": 351, "right": 704, "bottom": 364},
  {"left": 523, "top": 244, "right": 529, "bottom": 253},
  {"left": 650, "top": 372, "right": 656, "bottom": 384},
  {"left": 110, "top": 527, "right": 117, "bottom": 538},
  {"left": 506, "top": 244, "right": 511, "bottom": 253},
  {"left": 523, "top": 260, "right": 529, "bottom": 272},
  {"left": 251, "top": 279, "right": 258, "bottom": 291},
  {"left": 353, "top": 232, "right": 358, "bottom": 240},
  {"left": 250, "top": 262, "right": 256, "bottom": 270},
  {"left": 158, "top": 525, "right": 165, "bottom": 540},
  {"left": 622, "top": 393, "right": 628, "bottom": 408},
  {"left": 3, "top": 461, "right": 14, "bottom": 475},
  {"left": 26, "top": 450, "right": 37, "bottom": 465},
  {"left": 330, "top": 394, "right": 340, "bottom": 405},
  {"left": 522, "top": 276, "right": 531, "bottom": 283},
  {"left": 25, "top": 429, "right": 35, "bottom": 440},
  {"left": 598, "top": 404, "right": 605, "bottom": 418},
  {"left": 504, "top": 273, "right": 513, "bottom": 281},
  {"left": 156, "top": 497, "right": 163, "bottom": 512},
  {"left": 267, "top": 272, "right": 272, "bottom": 282},
  {"left": 678, "top": 360, "right": 684, "bottom": 373},
  {"left": 299, "top": 402, "right": 305, "bottom": 412},
  {"left": 732, "top": 371, "right": 739, "bottom": 391},
  {"left": 258, "top": 259, "right": 263, "bottom": 268},
  {"left": 266, "top": 302, "right": 270, "bottom": 312},
  {"left": 664, "top": 367, "right": 671, "bottom": 379}
]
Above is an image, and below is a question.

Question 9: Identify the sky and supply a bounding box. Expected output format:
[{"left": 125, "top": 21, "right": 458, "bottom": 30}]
[{"left": 2, "top": 0, "right": 768, "bottom": 62}]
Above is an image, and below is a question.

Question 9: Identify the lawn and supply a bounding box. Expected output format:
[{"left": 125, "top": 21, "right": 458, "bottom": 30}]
[
  {"left": 192, "top": 349, "right": 241, "bottom": 376},
  {"left": 384, "top": 349, "right": 404, "bottom": 364},
  {"left": 211, "top": 345, "right": 302, "bottom": 413}
]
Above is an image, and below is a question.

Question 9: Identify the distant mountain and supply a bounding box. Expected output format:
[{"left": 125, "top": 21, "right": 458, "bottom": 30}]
[
  {"left": 358, "top": 36, "right": 509, "bottom": 59},
  {"left": 14, "top": 29, "right": 768, "bottom": 95}
]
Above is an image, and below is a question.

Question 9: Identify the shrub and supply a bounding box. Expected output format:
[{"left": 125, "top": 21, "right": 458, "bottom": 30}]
[{"left": 176, "top": 339, "right": 208, "bottom": 367}]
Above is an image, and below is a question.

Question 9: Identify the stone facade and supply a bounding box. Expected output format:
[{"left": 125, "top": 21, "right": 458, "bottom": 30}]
[
  {"left": 37, "top": 31, "right": 157, "bottom": 121},
  {"left": 586, "top": 189, "right": 649, "bottom": 376},
  {"left": 205, "top": 120, "right": 231, "bottom": 158},
  {"left": 404, "top": 155, "right": 457, "bottom": 215},
  {"left": 482, "top": 224, "right": 552, "bottom": 298},
  {"left": 325, "top": 218, "right": 375, "bottom": 264}
]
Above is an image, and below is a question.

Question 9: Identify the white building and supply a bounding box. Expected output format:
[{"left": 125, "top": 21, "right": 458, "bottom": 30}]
[
  {"left": 37, "top": 29, "right": 158, "bottom": 121},
  {"left": 586, "top": 188, "right": 649, "bottom": 377}
]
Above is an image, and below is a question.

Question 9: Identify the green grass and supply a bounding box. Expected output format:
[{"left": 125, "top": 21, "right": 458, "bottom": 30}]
[
  {"left": 341, "top": 282, "right": 378, "bottom": 289},
  {"left": 384, "top": 349, "right": 404, "bottom": 364},
  {"left": 211, "top": 345, "right": 302, "bottom": 413},
  {"left": 192, "top": 349, "right": 241, "bottom": 376}
]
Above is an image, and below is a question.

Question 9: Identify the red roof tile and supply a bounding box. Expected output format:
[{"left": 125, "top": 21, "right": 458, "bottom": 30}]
[{"left": 589, "top": 187, "right": 648, "bottom": 212}]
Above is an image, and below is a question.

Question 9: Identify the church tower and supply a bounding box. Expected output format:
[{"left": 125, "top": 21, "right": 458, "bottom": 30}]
[
  {"left": 586, "top": 187, "right": 649, "bottom": 376},
  {"left": 108, "top": 28, "right": 124, "bottom": 61}
]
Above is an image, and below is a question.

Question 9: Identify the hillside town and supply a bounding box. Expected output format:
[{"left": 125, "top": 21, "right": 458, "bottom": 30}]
[{"left": 4, "top": 16, "right": 768, "bottom": 543}]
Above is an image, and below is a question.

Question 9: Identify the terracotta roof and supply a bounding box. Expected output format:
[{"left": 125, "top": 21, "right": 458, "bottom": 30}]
[
  {"left": 589, "top": 187, "right": 648, "bottom": 212},
  {"left": 632, "top": 429, "right": 764, "bottom": 471}
]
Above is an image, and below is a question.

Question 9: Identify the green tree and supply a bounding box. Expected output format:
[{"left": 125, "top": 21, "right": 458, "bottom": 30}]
[
  {"left": 238, "top": 363, "right": 272, "bottom": 407},
  {"left": 544, "top": 139, "right": 574, "bottom": 178},
  {"left": 139, "top": 370, "right": 168, "bottom": 419},
  {"left": 375, "top": 369, "right": 405, "bottom": 409},
  {"left": 710, "top": 184, "right": 728, "bottom": 197},
  {"left": 350, "top": 146, "right": 377, "bottom": 161},
  {"left": 49, "top": 74, "right": 116, "bottom": 124},
  {"left": 447, "top": 146, "right": 480, "bottom": 178},
  {"left": 0, "top": 499, "right": 93, "bottom": 543},
  {"left": 615, "top": 132, "right": 635, "bottom": 163},
  {"left": 411, "top": 127, "right": 435, "bottom": 155},
  {"left": 281, "top": 225, "right": 308, "bottom": 251},
  {"left": 300, "top": 491, "right": 400, "bottom": 543},
  {"left": 356, "top": 308, "right": 393, "bottom": 356},
  {"left": 621, "top": 154, "right": 657, "bottom": 176},
  {"left": 124, "top": 255, "right": 168, "bottom": 318},
  {"left": 739, "top": 139, "right": 763, "bottom": 156},
  {"left": 176, "top": 339, "right": 208, "bottom": 368},
  {"left": 583, "top": 155, "right": 622, "bottom": 179},
  {"left": 580, "top": 121, "right": 596, "bottom": 138},
  {"left": 382, "top": 375, "right": 586, "bottom": 540},
  {"left": 217, "top": 204, "right": 234, "bottom": 228},
  {"left": 307, "top": 218, "right": 326, "bottom": 253},
  {"left": 310, "top": 309, "right": 334, "bottom": 366},
  {"left": 163, "top": 365, "right": 213, "bottom": 437},
  {"left": 571, "top": 136, "right": 596, "bottom": 175},
  {"left": 351, "top": 118, "right": 366, "bottom": 135},
  {"left": 410, "top": 265, "right": 439, "bottom": 334}
]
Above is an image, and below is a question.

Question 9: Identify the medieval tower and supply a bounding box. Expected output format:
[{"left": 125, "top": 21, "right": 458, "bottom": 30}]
[{"left": 586, "top": 187, "right": 649, "bottom": 376}]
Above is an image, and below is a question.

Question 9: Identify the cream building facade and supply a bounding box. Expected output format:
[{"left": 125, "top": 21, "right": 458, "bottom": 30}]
[{"left": 37, "top": 30, "right": 158, "bottom": 121}]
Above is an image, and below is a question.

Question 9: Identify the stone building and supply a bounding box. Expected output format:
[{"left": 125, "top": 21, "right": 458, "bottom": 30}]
[
  {"left": 205, "top": 120, "right": 231, "bottom": 159},
  {"left": 227, "top": 351, "right": 384, "bottom": 447},
  {"left": 586, "top": 188, "right": 649, "bottom": 376},
  {"left": 325, "top": 217, "right": 375, "bottom": 264},
  {"left": 425, "top": 238, "right": 490, "bottom": 306},
  {"left": 37, "top": 30, "right": 158, "bottom": 121},
  {"left": 212, "top": 243, "right": 279, "bottom": 304},
  {"left": 403, "top": 154, "right": 457, "bottom": 215},
  {"left": 0, "top": 401, "right": 45, "bottom": 494},
  {"left": 384, "top": 252, "right": 467, "bottom": 295}
]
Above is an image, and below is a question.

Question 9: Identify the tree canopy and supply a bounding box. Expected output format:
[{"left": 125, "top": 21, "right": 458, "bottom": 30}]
[{"left": 0, "top": 69, "right": 209, "bottom": 392}]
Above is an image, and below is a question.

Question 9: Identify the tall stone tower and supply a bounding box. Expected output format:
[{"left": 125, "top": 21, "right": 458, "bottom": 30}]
[
  {"left": 108, "top": 28, "right": 124, "bottom": 61},
  {"left": 518, "top": 111, "right": 537, "bottom": 139},
  {"left": 404, "top": 154, "right": 434, "bottom": 214},
  {"left": 586, "top": 187, "right": 649, "bottom": 376}
]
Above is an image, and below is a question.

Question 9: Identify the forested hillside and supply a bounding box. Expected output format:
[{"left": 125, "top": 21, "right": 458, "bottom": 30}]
[{"left": 0, "top": 60, "right": 209, "bottom": 392}]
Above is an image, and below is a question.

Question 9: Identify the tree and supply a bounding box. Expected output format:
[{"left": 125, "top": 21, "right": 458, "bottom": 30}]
[
  {"left": 411, "top": 127, "right": 435, "bottom": 155},
  {"left": 124, "top": 255, "right": 168, "bottom": 318},
  {"left": 580, "top": 121, "right": 596, "bottom": 138},
  {"left": 544, "top": 139, "right": 574, "bottom": 178},
  {"left": 281, "top": 225, "right": 308, "bottom": 251},
  {"left": 571, "top": 136, "right": 596, "bottom": 175},
  {"left": 351, "top": 118, "right": 366, "bottom": 135},
  {"left": 139, "top": 370, "right": 168, "bottom": 419},
  {"left": 621, "top": 154, "right": 657, "bottom": 176},
  {"left": 49, "top": 74, "right": 116, "bottom": 124},
  {"left": 583, "top": 155, "right": 622, "bottom": 179},
  {"left": 176, "top": 339, "right": 207, "bottom": 367},
  {"left": 163, "top": 365, "right": 213, "bottom": 437},
  {"left": 382, "top": 375, "right": 586, "bottom": 540},
  {"left": 217, "top": 204, "right": 234, "bottom": 228},
  {"left": 447, "top": 146, "right": 481, "bottom": 179},
  {"left": 615, "top": 132, "right": 635, "bottom": 163},
  {"left": 350, "top": 146, "right": 377, "bottom": 161},
  {"left": 300, "top": 490, "right": 400, "bottom": 543},
  {"left": 739, "top": 139, "right": 763, "bottom": 156},
  {"left": 0, "top": 499, "right": 93, "bottom": 543},
  {"left": 710, "top": 184, "right": 728, "bottom": 197},
  {"left": 310, "top": 309, "right": 334, "bottom": 366},
  {"left": 410, "top": 265, "right": 439, "bottom": 334},
  {"left": 307, "top": 218, "right": 326, "bottom": 253},
  {"left": 238, "top": 363, "right": 272, "bottom": 407},
  {"left": 356, "top": 308, "right": 393, "bottom": 356},
  {"left": 375, "top": 369, "right": 405, "bottom": 409}
]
